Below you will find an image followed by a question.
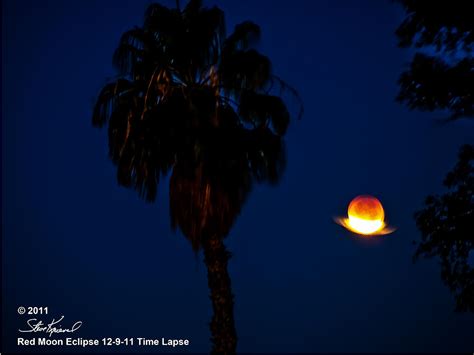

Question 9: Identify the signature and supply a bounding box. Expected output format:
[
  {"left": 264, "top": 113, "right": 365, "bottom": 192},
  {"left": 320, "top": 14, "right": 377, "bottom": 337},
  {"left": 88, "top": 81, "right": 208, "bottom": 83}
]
[{"left": 19, "top": 316, "right": 82, "bottom": 337}]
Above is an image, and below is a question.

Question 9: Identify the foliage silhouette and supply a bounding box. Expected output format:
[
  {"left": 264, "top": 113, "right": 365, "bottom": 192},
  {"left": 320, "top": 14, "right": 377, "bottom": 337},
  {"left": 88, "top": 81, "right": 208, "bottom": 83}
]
[
  {"left": 92, "top": 0, "right": 301, "bottom": 352},
  {"left": 395, "top": 0, "right": 474, "bottom": 120},
  {"left": 395, "top": 0, "right": 473, "bottom": 51},
  {"left": 397, "top": 53, "right": 474, "bottom": 120},
  {"left": 414, "top": 145, "right": 474, "bottom": 312},
  {"left": 396, "top": 1, "right": 474, "bottom": 312}
]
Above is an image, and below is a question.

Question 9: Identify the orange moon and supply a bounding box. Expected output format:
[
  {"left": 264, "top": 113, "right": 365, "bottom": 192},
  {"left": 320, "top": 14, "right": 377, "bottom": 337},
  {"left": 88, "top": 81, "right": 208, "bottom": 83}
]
[{"left": 335, "top": 195, "right": 395, "bottom": 236}]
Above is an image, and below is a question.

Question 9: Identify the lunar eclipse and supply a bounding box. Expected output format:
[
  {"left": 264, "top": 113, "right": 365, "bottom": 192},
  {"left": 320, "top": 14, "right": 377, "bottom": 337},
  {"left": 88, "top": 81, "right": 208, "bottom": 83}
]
[{"left": 335, "top": 195, "right": 395, "bottom": 236}]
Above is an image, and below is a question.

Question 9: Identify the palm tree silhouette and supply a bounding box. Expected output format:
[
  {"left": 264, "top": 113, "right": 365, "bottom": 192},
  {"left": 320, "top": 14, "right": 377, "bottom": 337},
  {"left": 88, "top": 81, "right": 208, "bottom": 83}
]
[{"left": 92, "top": 1, "right": 301, "bottom": 352}]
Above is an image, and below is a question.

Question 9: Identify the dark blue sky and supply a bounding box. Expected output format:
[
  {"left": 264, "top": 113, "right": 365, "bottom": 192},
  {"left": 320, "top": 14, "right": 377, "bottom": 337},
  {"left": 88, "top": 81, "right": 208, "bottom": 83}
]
[{"left": 2, "top": 0, "right": 474, "bottom": 353}]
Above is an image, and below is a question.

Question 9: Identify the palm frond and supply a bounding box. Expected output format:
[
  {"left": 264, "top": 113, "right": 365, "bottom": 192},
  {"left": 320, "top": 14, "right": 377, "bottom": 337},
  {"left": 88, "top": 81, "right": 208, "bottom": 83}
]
[
  {"left": 144, "top": 3, "right": 181, "bottom": 35},
  {"left": 224, "top": 21, "right": 261, "bottom": 54},
  {"left": 92, "top": 79, "right": 134, "bottom": 127},
  {"left": 186, "top": 5, "right": 225, "bottom": 70},
  {"left": 244, "top": 127, "right": 286, "bottom": 184},
  {"left": 220, "top": 49, "right": 271, "bottom": 96},
  {"left": 113, "top": 28, "right": 156, "bottom": 79},
  {"left": 183, "top": 0, "right": 203, "bottom": 17},
  {"left": 239, "top": 91, "right": 290, "bottom": 135},
  {"left": 269, "top": 75, "right": 304, "bottom": 120}
]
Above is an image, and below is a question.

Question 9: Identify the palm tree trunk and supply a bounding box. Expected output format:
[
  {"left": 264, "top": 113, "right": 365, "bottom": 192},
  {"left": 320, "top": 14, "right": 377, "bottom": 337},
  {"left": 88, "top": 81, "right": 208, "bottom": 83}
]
[{"left": 202, "top": 234, "right": 237, "bottom": 354}]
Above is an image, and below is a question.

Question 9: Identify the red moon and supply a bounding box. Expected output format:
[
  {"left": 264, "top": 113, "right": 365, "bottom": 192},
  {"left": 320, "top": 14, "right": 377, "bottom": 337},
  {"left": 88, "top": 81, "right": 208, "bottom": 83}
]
[
  {"left": 334, "top": 195, "right": 395, "bottom": 236},
  {"left": 348, "top": 195, "right": 384, "bottom": 222}
]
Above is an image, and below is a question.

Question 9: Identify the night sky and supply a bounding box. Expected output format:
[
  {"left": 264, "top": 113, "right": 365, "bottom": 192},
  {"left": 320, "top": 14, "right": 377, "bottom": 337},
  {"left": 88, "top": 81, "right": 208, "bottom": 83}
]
[{"left": 2, "top": 0, "right": 474, "bottom": 353}]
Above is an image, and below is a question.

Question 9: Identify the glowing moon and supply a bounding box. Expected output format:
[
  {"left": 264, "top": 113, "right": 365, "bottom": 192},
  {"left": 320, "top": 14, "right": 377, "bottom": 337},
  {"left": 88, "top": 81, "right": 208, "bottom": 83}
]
[{"left": 335, "top": 195, "right": 395, "bottom": 236}]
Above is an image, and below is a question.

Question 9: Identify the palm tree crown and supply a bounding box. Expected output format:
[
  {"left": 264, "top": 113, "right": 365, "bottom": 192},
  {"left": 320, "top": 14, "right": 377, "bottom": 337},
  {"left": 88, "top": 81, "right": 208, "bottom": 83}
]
[{"left": 93, "top": 0, "right": 300, "bottom": 248}]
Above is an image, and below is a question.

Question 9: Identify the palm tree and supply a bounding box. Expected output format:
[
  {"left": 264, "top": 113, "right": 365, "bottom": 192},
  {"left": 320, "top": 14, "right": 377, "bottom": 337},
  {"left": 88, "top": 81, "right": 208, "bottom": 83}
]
[{"left": 92, "top": 0, "right": 301, "bottom": 352}]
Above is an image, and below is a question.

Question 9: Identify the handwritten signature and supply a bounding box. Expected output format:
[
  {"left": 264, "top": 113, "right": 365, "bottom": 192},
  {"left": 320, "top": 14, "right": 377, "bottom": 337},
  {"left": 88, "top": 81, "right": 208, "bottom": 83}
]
[{"left": 19, "top": 316, "right": 82, "bottom": 337}]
